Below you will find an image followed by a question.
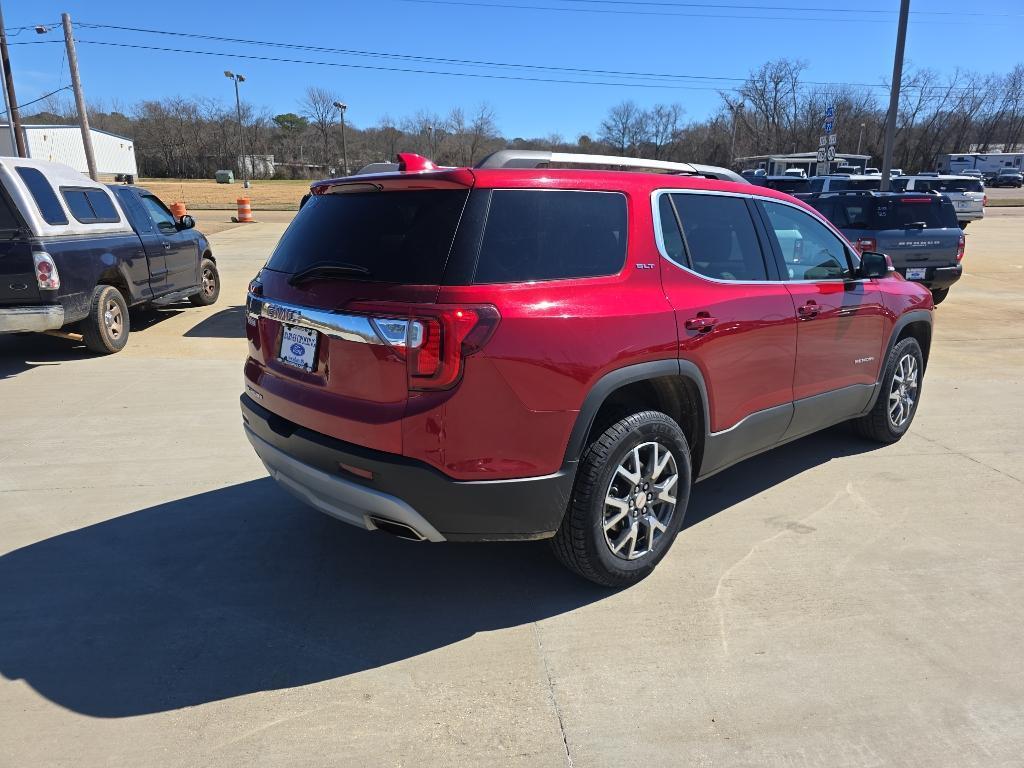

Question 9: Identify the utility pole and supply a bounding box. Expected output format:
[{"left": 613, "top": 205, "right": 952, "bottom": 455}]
[
  {"left": 0, "top": 2, "right": 26, "bottom": 157},
  {"left": 730, "top": 103, "right": 744, "bottom": 162},
  {"left": 0, "top": 36, "right": 15, "bottom": 154},
  {"left": 62, "top": 13, "right": 98, "bottom": 180},
  {"left": 857, "top": 122, "right": 866, "bottom": 155},
  {"left": 333, "top": 101, "right": 348, "bottom": 175},
  {"left": 879, "top": 0, "right": 910, "bottom": 192},
  {"left": 224, "top": 71, "right": 249, "bottom": 188}
]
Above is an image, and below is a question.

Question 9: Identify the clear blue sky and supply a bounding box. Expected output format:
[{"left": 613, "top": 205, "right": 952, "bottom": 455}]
[{"left": 8, "top": 0, "right": 1024, "bottom": 139}]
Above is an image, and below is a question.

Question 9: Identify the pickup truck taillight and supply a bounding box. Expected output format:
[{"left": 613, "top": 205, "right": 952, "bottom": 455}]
[
  {"left": 354, "top": 303, "right": 500, "bottom": 391},
  {"left": 32, "top": 251, "right": 60, "bottom": 290},
  {"left": 854, "top": 237, "right": 876, "bottom": 255},
  {"left": 957, "top": 233, "right": 965, "bottom": 263}
]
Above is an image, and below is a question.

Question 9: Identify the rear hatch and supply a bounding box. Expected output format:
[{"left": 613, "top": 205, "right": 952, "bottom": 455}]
[
  {"left": 245, "top": 171, "right": 476, "bottom": 452},
  {"left": 871, "top": 195, "right": 962, "bottom": 269},
  {"left": 916, "top": 177, "right": 984, "bottom": 216}
]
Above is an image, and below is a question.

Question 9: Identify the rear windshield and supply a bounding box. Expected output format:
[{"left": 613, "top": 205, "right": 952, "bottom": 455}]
[
  {"left": 811, "top": 196, "right": 958, "bottom": 230},
  {"left": 829, "top": 178, "right": 882, "bottom": 191},
  {"left": 264, "top": 190, "right": 468, "bottom": 284},
  {"left": 473, "top": 190, "right": 627, "bottom": 283},
  {"left": 915, "top": 178, "right": 983, "bottom": 193}
]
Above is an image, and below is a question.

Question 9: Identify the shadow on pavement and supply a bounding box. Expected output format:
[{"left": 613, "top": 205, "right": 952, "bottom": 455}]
[
  {"left": 0, "top": 478, "right": 608, "bottom": 718},
  {"left": 685, "top": 425, "right": 879, "bottom": 530},
  {"left": 0, "top": 333, "right": 90, "bottom": 379},
  {"left": 0, "top": 426, "right": 881, "bottom": 718},
  {"left": 183, "top": 305, "right": 246, "bottom": 338}
]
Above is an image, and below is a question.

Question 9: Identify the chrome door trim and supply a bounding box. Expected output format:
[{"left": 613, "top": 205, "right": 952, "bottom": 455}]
[{"left": 246, "top": 294, "right": 384, "bottom": 345}]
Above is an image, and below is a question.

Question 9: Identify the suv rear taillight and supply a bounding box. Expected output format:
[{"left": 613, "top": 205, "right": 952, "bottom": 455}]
[
  {"left": 983, "top": 194, "right": 988, "bottom": 207},
  {"left": 356, "top": 304, "right": 500, "bottom": 391},
  {"left": 32, "top": 251, "right": 59, "bottom": 290},
  {"left": 854, "top": 237, "right": 877, "bottom": 255},
  {"left": 957, "top": 233, "right": 965, "bottom": 263}
]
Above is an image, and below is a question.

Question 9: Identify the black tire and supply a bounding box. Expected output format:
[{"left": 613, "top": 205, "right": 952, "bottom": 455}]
[
  {"left": 851, "top": 337, "right": 924, "bottom": 444},
  {"left": 959, "top": 221, "right": 969, "bottom": 230},
  {"left": 552, "top": 411, "right": 692, "bottom": 587},
  {"left": 931, "top": 288, "right": 949, "bottom": 305},
  {"left": 80, "top": 285, "right": 130, "bottom": 354},
  {"left": 188, "top": 258, "right": 220, "bottom": 306}
]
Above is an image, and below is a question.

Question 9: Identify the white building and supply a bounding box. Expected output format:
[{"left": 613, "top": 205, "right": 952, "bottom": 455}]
[{"left": 0, "top": 124, "right": 138, "bottom": 178}]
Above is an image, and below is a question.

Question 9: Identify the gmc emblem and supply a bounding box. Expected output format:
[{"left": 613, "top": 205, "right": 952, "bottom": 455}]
[{"left": 266, "top": 304, "right": 302, "bottom": 323}]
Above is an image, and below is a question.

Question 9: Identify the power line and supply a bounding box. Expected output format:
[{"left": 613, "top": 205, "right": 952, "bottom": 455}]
[
  {"left": 78, "top": 22, "right": 886, "bottom": 87},
  {"left": 74, "top": 39, "right": 753, "bottom": 90},
  {"left": 534, "top": 0, "right": 1023, "bottom": 17},
  {"left": 72, "top": 22, "right": 992, "bottom": 95},
  {"left": 391, "top": 0, "right": 992, "bottom": 24}
]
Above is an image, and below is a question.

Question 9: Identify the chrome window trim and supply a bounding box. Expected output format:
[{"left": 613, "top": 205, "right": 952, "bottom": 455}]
[
  {"left": 650, "top": 188, "right": 864, "bottom": 286},
  {"left": 246, "top": 294, "right": 384, "bottom": 345}
]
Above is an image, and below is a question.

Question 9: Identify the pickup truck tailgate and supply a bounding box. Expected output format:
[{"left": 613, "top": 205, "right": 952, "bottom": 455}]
[{"left": 0, "top": 238, "right": 40, "bottom": 303}]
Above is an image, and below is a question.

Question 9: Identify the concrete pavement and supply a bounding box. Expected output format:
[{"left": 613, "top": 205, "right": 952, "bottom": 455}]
[{"left": 1, "top": 209, "right": 1022, "bottom": 767}]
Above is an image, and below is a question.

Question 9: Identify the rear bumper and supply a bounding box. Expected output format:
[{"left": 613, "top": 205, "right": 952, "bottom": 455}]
[
  {"left": 898, "top": 264, "right": 962, "bottom": 291},
  {"left": 241, "top": 394, "right": 575, "bottom": 541},
  {"left": 955, "top": 210, "right": 984, "bottom": 221},
  {"left": 0, "top": 304, "right": 65, "bottom": 334}
]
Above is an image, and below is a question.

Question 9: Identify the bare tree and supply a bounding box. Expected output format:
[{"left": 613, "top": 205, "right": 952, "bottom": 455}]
[{"left": 301, "top": 86, "right": 340, "bottom": 168}]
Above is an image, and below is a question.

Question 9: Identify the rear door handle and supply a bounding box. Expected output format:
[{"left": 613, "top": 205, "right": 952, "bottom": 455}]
[
  {"left": 797, "top": 300, "right": 819, "bottom": 319},
  {"left": 162, "top": 242, "right": 171, "bottom": 250},
  {"left": 685, "top": 315, "right": 718, "bottom": 332}
]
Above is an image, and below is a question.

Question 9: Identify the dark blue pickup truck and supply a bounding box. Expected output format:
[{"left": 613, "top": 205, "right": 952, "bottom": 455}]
[{"left": 0, "top": 159, "right": 219, "bottom": 353}]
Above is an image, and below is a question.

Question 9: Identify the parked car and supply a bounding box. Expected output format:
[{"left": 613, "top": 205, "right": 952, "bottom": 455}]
[
  {"left": 890, "top": 168, "right": 904, "bottom": 178},
  {"left": 241, "top": 150, "right": 933, "bottom": 586},
  {"left": 0, "top": 159, "right": 219, "bottom": 352},
  {"left": 864, "top": 167, "right": 881, "bottom": 175},
  {"left": 805, "top": 174, "right": 883, "bottom": 193},
  {"left": 991, "top": 168, "right": 1024, "bottom": 188},
  {"left": 804, "top": 190, "right": 963, "bottom": 305},
  {"left": 783, "top": 168, "right": 807, "bottom": 178},
  {"left": 892, "top": 174, "right": 985, "bottom": 227},
  {"left": 747, "top": 175, "right": 811, "bottom": 194}
]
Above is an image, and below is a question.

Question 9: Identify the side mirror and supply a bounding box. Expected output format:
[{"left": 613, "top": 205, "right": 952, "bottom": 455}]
[
  {"left": 177, "top": 214, "right": 196, "bottom": 230},
  {"left": 859, "top": 251, "right": 889, "bottom": 279}
]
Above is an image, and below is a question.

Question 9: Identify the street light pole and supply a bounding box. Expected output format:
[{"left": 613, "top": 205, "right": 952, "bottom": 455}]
[
  {"left": 857, "top": 122, "right": 866, "bottom": 155},
  {"left": 333, "top": 101, "right": 348, "bottom": 176},
  {"left": 224, "top": 71, "right": 249, "bottom": 188},
  {"left": 880, "top": 0, "right": 910, "bottom": 192}
]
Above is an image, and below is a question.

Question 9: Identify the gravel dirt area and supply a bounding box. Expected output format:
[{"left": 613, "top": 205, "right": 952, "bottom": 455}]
[{"left": 140, "top": 178, "right": 314, "bottom": 211}]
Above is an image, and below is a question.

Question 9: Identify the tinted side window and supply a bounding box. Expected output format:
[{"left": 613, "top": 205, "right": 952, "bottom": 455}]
[
  {"left": 670, "top": 193, "right": 768, "bottom": 281},
  {"left": 657, "top": 194, "right": 685, "bottom": 263},
  {"left": 15, "top": 167, "right": 69, "bottom": 225},
  {"left": 808, "top": 178, "right": 825, "bottom": 193},
  {"left": 760, "top": 201, "right": 852, "bottom": 281},
  {"left": 473, "top": 190, "right": 627, "bottom": 283},
  {"left": 86, "top": 189, "right": 120, "bottom": 222},
  {"left": 60, "top": 187, "right": 120, "bottom": 224}
]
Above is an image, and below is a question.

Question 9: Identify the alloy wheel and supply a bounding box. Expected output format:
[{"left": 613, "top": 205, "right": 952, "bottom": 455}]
[
  {"left": 888, "top": 353, "right": 919, "bottom": 428},
  {"left": 603, "top": 441, "right": 679, "bottom": 560},
  {"left": 103, "top": 299, "right": 123, "bottom": 339}
]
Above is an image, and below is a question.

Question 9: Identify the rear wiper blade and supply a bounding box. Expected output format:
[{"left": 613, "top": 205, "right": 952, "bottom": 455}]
[{"left": 288, "top": 263, "right": 371, "bottom": 285}]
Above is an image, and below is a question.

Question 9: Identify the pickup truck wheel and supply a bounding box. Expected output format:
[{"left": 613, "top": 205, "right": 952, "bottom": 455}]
[
  {"left": 931, "top": 288, "right": 949, "bottom": 305},
  {"left": 188, "top": 258, "right": 220, "bottom": 306},
  {"left": 852, "top": 336, "right": 924, "bottom": 444},
  {"left": 551, "top": 411, "right": 691, "bottom": 587},
  {"left": 81, "top": 285, "right": 130, "bottom": 354}
]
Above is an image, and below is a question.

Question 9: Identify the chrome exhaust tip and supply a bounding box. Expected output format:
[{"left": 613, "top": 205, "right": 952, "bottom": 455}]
[{"left": 368, "top": 516, "right": 427, "bottom": 542}]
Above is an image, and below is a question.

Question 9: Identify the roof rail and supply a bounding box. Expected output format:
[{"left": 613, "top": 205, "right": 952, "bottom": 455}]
[{"left": 475, "top": 150, "right": 748, "bottom": 184}]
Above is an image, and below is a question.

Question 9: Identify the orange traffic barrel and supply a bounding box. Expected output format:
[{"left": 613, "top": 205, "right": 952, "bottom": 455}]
[
  {"left": 236, "top": 197, "right": 254, "bottom": 223},
  {"left": 169, "top": 201, "right": 187, "bottom": 218}
]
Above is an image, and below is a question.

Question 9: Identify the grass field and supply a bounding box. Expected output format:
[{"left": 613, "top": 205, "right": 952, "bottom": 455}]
[{"left": 140, "top": 178, "right": 314, "bottom": 211}]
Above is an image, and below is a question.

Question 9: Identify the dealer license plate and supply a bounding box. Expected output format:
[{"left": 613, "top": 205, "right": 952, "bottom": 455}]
[
  {"left": 279, "top": 324, "right": 318, "bottom": 370},
  {"left": 905, "top": 268, "right": 927, "bottom": 280}
]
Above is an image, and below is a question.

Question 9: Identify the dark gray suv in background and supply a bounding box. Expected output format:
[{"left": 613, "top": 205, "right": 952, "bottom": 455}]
[{"left": 805, "top": 191, "right": 964, "bottom": 305}]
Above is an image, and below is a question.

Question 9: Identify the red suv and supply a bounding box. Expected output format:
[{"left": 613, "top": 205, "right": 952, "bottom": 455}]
[{"left": 242, "top": 151, "right": 933, "bottom": 586}]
